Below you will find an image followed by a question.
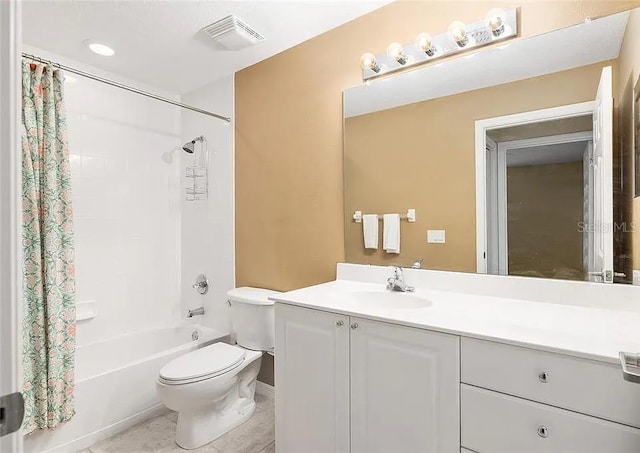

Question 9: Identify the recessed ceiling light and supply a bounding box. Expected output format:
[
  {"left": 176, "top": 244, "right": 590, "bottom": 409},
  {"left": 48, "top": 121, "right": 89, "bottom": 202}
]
[{"left": 88, "top": 42, "right": 115, "bottom": 57}]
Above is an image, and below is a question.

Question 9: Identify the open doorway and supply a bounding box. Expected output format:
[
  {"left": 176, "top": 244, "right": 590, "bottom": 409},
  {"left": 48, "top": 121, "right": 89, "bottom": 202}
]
[
  {"left": 485, "top": 126, "right": 592, "bottom": 281},
  {"left": 476, "top": 66, "right": 616, "bottom": 283}
]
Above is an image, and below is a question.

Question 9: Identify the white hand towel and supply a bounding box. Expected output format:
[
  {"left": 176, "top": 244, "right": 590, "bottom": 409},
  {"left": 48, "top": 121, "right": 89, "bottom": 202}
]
[
  {"left": 362, "top": 214, "right": 379, "bottom": 249},
  {"left": 383, "top": 213, "right": 401, "bottom": 254}
]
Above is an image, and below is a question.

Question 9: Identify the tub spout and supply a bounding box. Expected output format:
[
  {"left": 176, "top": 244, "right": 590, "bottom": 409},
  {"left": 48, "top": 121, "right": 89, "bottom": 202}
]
[{"left": 188, "top": 307, "right": 205, "bottom": 318}]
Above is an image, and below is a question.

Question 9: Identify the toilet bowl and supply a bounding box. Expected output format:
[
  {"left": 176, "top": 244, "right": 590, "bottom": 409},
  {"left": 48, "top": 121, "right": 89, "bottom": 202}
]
[{"left": 156, "top": 287, "right": 281, "bottom": 450}]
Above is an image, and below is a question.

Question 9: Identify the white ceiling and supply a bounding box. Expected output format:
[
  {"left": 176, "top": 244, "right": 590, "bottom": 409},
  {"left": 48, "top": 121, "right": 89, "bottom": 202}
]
[
  {"left": 22, "top": 0, "right": 393, "bottom": 94},
  {"left": 344, "top": 9, "right": 630, "bottom": 118},
  {"left": 507, "top": 141, "right": 589, "bottom": 167}
]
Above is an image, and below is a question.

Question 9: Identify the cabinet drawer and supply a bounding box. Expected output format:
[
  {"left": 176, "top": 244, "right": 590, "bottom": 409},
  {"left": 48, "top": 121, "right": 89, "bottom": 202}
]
[
  {"left": 461, "top": 384, "right": 640, "bottom": 453},
  {"left": 461, "top": 337, "right": 640, "bottom": 427}
]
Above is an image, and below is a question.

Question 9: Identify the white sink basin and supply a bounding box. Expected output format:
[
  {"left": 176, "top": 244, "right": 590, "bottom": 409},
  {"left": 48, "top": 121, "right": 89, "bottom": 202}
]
[{"left": 343, "top": 290, "right": 432, "bottom": 309}]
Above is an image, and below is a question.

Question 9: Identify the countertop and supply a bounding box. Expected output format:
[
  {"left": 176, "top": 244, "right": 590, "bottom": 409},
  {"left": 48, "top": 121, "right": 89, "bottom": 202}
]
[{"left": 271, "top": 279, "right": 640, "bottom": 365}]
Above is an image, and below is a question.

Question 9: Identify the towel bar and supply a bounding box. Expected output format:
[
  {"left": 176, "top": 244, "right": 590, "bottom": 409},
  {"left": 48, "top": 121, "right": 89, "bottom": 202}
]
[{"left": 353, "top": 209, "right": 416, "bottom": 223}]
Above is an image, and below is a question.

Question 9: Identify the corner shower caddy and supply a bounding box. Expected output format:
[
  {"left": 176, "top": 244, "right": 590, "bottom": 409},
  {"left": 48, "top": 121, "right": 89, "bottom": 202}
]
[{"left": 186, "top": 136, "right": 209, "bottom": 202}]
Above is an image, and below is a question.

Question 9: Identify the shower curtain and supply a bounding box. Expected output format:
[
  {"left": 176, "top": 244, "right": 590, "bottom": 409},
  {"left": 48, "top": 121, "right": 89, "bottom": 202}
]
[{"left": 21, "top": 61, "right": 77, "bottom": 434}]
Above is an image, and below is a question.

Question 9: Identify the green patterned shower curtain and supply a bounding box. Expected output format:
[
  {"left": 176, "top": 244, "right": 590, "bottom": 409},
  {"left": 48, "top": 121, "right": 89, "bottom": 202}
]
[{"left": 21, "top": 61, "right": 77, "bottom": 434}]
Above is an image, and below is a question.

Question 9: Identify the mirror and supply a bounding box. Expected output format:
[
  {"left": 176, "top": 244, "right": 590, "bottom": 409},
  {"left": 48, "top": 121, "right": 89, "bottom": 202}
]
[{"left": 343, "top": 8, "right": 639, "bottom": 284}]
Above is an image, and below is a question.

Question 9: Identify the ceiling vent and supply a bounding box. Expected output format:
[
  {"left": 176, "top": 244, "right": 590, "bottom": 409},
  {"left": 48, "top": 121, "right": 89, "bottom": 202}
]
[{"left": 202, "top": 15, "right": 265, "bottom": 51}]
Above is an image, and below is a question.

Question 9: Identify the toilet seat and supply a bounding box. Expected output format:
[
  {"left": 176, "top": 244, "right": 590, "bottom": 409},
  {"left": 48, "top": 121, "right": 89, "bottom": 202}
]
[{"left": 159, "top": 343, "right": 246, "bottom": 385}]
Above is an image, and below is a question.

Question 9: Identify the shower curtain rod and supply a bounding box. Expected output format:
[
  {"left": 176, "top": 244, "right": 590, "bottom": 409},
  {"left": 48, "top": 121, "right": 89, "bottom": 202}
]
[{"left": 21, "top": 53, "right": 231, "bottom": 123}]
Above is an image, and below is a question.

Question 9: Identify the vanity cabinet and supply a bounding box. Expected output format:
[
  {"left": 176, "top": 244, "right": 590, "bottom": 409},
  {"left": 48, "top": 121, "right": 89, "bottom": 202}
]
[
  {"left": 275, "top": 303, "right": 460, "bottom": 453},
  {"left": 462, "top": 384, "right": 640, "bottom": 453},
  {"left": 275, "top": 302, "right": 640, "bottom": 453},
  {"left": 461, "top": 338, "right": 640, "bottom": 428},
  {"left": 461, "top": 338, "right": 640, "bottom": 452},
  {"left": 350, "top": 317, "right": 460, "bottom": 453},
  {"left": 274, "top": 303, "right": 350, "bottom": 453}
]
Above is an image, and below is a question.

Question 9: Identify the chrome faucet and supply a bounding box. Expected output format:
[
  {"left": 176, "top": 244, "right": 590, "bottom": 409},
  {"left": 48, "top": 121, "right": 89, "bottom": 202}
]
[
  {"left": 386, "top": 266, "right": 415, "bottom": 292},
  {"left": 187, "top": 307, "right": 205, "bottom": 318}
]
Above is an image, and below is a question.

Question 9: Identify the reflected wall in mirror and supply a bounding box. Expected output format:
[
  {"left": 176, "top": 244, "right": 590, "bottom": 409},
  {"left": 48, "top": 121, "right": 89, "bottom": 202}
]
[{"left": 344, "top": 8, "right": 640, "bottom": 285}]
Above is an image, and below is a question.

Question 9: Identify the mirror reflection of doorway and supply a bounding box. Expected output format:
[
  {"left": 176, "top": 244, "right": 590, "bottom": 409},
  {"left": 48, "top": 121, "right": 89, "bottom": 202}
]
[
  {"left": 477, "top": 67, "right": 618, "bottom": 283},
  {"left": 485, "top": 125, "right": 593, "bottom": 281}
]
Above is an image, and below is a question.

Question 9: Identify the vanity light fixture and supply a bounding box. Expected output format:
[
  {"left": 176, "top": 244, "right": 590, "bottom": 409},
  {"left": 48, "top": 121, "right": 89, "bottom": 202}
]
[
  {"left": 386, "top": 42, "right": 408, "bottom": 65},
  {"left": 359, "top": 8, "right": 518, "bottom": 81},
  {"left": 415, "top": 33, "right": 437, "bottom": 57},
  {"left": 360, "top": 52, "right": 381, "bottom": 73},
  {"left": 486, "top": 8, "right": 508, "bottom": 37},
  {"left": 448, "top": 21, "right": 469, "bottom": 48}
]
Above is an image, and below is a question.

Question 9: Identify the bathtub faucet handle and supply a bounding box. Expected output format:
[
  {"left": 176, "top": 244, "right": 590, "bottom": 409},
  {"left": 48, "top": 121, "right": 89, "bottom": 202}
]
[
  {"left": 192, "top": 274, "right": 209, "bottom": 295},
  {"left": 188, "top": 307, "right": 205, "bottom": 318}
]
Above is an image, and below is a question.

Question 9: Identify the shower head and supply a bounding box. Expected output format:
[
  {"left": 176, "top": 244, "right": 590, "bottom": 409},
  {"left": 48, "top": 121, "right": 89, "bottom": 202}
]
[
  {"left": 183, "top": 141, "right": 195, "bottom": 154},
  {"left": 182, "top": 135, "right": 205, "bottom": 154}
]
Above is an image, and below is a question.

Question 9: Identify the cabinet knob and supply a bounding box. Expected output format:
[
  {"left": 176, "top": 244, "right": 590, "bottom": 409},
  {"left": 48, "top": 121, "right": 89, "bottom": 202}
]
[
  {"left": 538, "top": 371, "right": 550, "bottom": 383},
  {"left": 537, "top": 426, "right": 549, "bottom": 438},
  {"left": 336, "top": 320, "right": 344, "bottom": 327},
  {"left": 350, "top": 322, "right": 359, "bottom": 329}
]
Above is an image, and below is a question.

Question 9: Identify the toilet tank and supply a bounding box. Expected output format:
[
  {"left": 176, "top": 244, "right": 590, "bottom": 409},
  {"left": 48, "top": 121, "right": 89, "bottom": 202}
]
[{"left": 227, "top": 287, "right": 281, "bottom": 351}]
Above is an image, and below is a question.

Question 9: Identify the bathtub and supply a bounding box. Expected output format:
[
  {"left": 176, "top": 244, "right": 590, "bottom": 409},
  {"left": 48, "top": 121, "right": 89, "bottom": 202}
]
[{"left": 24, "top": 325, "right": 227, "bottom": 453}]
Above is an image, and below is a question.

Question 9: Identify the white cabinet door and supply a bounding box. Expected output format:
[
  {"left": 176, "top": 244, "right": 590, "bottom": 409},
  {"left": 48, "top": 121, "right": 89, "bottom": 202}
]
[
  {"left": 350, "top": 318, "right": 460, "bottom": 453},
  {"left": 275, "top": 304, "right": 350, "bottom": 453}
]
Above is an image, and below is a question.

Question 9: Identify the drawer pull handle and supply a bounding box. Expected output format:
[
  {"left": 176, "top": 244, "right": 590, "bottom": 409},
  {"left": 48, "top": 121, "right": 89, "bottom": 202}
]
[
  {"left": 538, "top": 371, "right": 550, "bottom": 383},
  {"left": 336, "top": 320, "right": 344, "bottom": 327},
  {"left": 537, "top": 426, "right": 549, "bottom": 438},
  {"left": 351, "top": 323, "right": 359, "bottom": 329},
  {"left": 619, "top": 352, "right": 640, "bottom": 384}
]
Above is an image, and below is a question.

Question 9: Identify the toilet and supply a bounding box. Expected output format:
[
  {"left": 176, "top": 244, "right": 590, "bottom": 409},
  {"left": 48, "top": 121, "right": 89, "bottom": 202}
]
[{"left": 156, "top": 287, "right": 280, "bottom": 450}]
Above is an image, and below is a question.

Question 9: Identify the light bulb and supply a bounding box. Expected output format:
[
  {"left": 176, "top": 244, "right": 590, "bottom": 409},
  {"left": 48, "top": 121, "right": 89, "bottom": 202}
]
[
  {"left": 486, "top": 8, "right": 507, "bottom": 37},
  {"left": 415, "top": 33, "right": 437, "bottom": 57},
  {"left": 448, "top": 21, "right": 468, "bottom": 47},
  {"left": 386, "top": 42, "right": 407, "bottom": 65},
  {"left": 359, "top": 52, "right": 381, "bottom": 73}
]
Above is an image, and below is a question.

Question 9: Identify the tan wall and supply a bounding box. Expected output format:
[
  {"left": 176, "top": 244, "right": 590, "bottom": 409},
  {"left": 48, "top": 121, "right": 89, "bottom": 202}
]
[
  {"left": 235, "top": 1, "right": 639, "bottom": 292},
  {"left": 344, "top": 61, "right": 615, "bottom": 271},
  {"left": 507, "top": 162, "right": 585, "bottom": 281},
  {"left": 619, "top": 9, "right": 640, "bottom": 273}
]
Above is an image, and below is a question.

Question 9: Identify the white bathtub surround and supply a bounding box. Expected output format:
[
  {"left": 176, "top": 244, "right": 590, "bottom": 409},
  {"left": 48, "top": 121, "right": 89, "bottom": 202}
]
[
  {"left": 24, "top": 326, "right": 227, "bottom": 453},
  {"left": 75, "top": 300, "right": 96, "bottom": 321},
  {"left": 181, "top": 76, "right": 235, "bottom": 335},
  {"left": 21, "top": 46, "right": 184, "bottom": 348},
  {"left": 272, "top": 263, "right": 640, "bottom": 364}
]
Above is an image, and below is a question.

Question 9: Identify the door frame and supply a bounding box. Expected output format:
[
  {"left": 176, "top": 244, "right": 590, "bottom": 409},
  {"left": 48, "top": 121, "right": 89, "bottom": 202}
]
[
  {"left": 475, "top": 101, "right": 595, "bottom": 273},
  {"left": 486, "top": 131, "right": 594, "bottom": 275},
  {"left": 0, "top": 0, "right": 22, "bottom": 450}
]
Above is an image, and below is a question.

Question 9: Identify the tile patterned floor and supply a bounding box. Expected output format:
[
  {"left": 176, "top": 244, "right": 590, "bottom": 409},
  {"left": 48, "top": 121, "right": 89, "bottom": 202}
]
[{"left": 80, "top": 391, "right": 274, "bottom": 453}]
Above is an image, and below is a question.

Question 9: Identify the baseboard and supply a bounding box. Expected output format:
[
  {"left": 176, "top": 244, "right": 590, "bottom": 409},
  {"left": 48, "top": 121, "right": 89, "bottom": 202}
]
[
  {"left": 37, "top": 404, "right": 168, "bottom": 453},
  {"left": 255, "top": 380, "right": 274, "bottom": 397}
]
